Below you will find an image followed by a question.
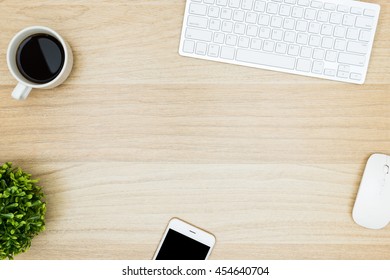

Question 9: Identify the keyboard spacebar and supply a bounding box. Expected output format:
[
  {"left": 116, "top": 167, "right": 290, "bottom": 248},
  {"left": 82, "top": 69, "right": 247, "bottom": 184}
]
[{"left": 236, "top": 49, "right": 296, "bottom": 70}]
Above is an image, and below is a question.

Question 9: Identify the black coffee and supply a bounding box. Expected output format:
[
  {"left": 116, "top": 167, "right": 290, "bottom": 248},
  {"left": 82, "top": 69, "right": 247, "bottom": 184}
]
[{"left": 16, "top": 34, "right": 65, "bottom": 84}]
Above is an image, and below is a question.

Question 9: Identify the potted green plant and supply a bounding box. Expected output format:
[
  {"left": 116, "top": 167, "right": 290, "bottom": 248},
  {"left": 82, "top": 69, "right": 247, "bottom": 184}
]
[{"left": 0, "top": 162, "right": 46, "bottom": 260}]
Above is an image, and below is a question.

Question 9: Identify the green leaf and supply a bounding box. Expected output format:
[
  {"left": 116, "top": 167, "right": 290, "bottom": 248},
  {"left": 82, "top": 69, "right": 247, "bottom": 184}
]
[
  {"left": 31, "top": 200, "right": 42, "bottom": 207},
  {"left": 6, "top": 203, "right": 18, "bottom": 208},
  {"left": 0, "top": 213, "right": 14, "bottom": 219}
]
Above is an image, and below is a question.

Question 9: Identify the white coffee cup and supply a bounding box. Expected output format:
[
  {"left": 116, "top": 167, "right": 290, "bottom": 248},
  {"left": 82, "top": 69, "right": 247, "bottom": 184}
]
[{"left": 7, "top": 26, "right": 73, "bottom": 100}]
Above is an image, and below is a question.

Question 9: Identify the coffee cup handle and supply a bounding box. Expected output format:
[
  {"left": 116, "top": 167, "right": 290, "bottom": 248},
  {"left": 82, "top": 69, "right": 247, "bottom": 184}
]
[{"left": 12, "top": 83, "right": 32, "bottom": 100}]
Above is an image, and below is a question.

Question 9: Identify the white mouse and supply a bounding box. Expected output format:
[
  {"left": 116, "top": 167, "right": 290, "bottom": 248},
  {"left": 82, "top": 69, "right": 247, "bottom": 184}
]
[{"left": 353, "top": 154, "right": 390, "bottom": 229}]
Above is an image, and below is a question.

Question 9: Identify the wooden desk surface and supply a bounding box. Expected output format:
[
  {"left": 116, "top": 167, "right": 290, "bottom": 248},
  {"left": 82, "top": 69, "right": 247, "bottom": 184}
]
[{"left": 0, "top": 0, "right": 389, "bottom": 260}]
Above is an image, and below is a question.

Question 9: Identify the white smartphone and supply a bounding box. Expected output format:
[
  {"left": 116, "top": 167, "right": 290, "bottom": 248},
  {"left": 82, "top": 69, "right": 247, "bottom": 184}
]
[{"left": 153, "top": 218, "right": 216, "bottom": 260}]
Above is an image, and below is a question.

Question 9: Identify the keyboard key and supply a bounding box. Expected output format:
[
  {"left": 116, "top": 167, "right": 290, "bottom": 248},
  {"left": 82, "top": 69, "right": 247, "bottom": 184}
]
[
  {"left": 234, "top": 23, "right": 246, "bottom": 34},
  {"left": 221, "top": 8, "right": 233, "bottom": 19},
  {"left": 337, "top": 70, "right": 349, "bottom": 78},
  {"left": 324, "top": 3, "right": 336, "bottom": 11},
  {"left": 228, "top": 0, "right": 241, "bottom": 8},
  {"left": 258, "top": 14, "right": 270, "bottom": 25},
  {"left": 288, "top": 44, "right": 300, "bottom": 56},
  {"left": 296, "top": 58, "right": 311, "bottom": 72},
  {"left": 251, "top": 38, "right": 262, "bottom": 49},
  {"left": 246, "top": 12, "right": 258, "bottom": 23},
  {"left": 283, "top": 19, "right": 295, "bottom": 30},
  {"left": 238, "top": 36, "right": 250, "bottom": 47},
  {"left": 263, "top": 40, "right": 275, "bottom": 51},
  {"left": 334, "top": 39, "right": 346, "bottom": 51},
  {"left": 350, "top": 73, "right": 362, "bottom": 80},
  {"left": 338, "top": 53, "right": 366, "bottom": 66},
  {"left": 364, "top": 9, "right": 376, "bottom": 17},
  {"left": 346, "top": 28, "right": 359, "bottom": 40},
  {"left": 330, "top": 13, "right": 342, "bottom": 24},
  {"left": 343, "top": 14, "right": 356, "bottom": 26},
  {"left": 247, "top": 25, "right": 259, "bottom": 36},
  {"left": 196, "top": 42, "right": 207, "bottom": 55},
  {"left": 233, "top": 10, "right": 245, "bottom": 21},
  {"left": 304, "top": 9, "right": 316, "bottom": 20},
  {"left": 317, "top": 10, "right": 329, "bottom": 22},
  {"left": 300, "top": 46, "right": 312, "bottom": 58},
  {"left": 222, "top": 21, "right": 234, "bottom": 32},
  {"left": 309, "top": 35, "right": 321, "bottom": 47},
  {"left": 347, "top": 41, "right": 368, "bottom": 54},
  {"left": 296, "top": 20, "right": 308, "bottom": 31},
  {"left": 321, "top": 24, "right": 333, "bottom": 36},
  {"left": 311, "top": 1, "right": 322, "bottom": 9},
  {"left": 321, "top": 37, "right": 333, "bottom": 48},
  {"left": 189, "top": 3, "right": 207, "bottom": 16},
  {"left": 297, "top": 0, "right": 309, "bottom": 7},
  {"left": 208, "top": 44, "right": 220, "bottom": 56},
  {"left": 259, "top": 27, "right": 271, "bottom": 38},
  {"left": 271, "top": 16, "right": 283, "bottom": 28},
  {"left": 210, "top": 19, "right": 221, "bottom": 30},
  {"left": 308, "top": 22, "right": 320, "bottom": 33},
  {"left": 296, "top": 33, "right": 308, "bottom": 44},
  {"left": 216, "top": 0, "right": 228, "bottom": 6},
  {"left": 275, "top": 42, "right": 287, "bottom": 53},
  {"left": 186, "top": 28, "right": 213, "bottom": 41},
  {"left": 209, "top": 7, "right": 220, "bottom": 18},
  {"left": 254, "top": 1, "right": 266, "bottom": 12},
  {"left": 338, "top": 65, "right": 350, "bottom": 72},
  {"left": 355, "top": 16, "right": 374, "bottom": 28},
  {"left": 313, "top": 48, "right": 325, "bottom": 59},
  {"left": 280, "top": 5, "right": 291, "bottom": 16},
  {"left": 220, "top": 46, "right": 236, "bottom": 59},
  {"left": 183, "top": 40, "right": 195, "bottom": 53},
  {"left": 312, "top": 61, "right": 324, "bottom": 74},
  {"left": 351, "top": 7, "right": 363, "bottom": 15},
  {"left": 292, "top": 6, "right": 304, "bottom": 18},
  {"left": 337, "top": 5, "right": 349, "bottom": 13},
  {"left": 226, "top": 34, "right": 238, "bottom": 45},
  {"left": 188, "top": 16, "right": 208, "bottom": 29},
  {"left": 324, "top": 69, "right": 336, "bottom": 76},
  {"left": 334, "top": 26, "right": 346, "bottom": 38},
  {"left": 359, "top": 30, "right": 371, "bottom": 42},
  {"left": 242, "top": 0, "right": 254, "bottom": 10},
  {"left": 284, "top": 31, "right": 296, "bottom": 42},
  {"left": 236, "top": 49, "right": 296, "bottom": 69},
  {"left": 325, "top": 50, "right": 337, "bottom": 62},
  {"left": 266, "top": 2, "right": 279, "bottom": 14},
  {"left": 214, "top": 32, "right": 225, "bottom": 43}
]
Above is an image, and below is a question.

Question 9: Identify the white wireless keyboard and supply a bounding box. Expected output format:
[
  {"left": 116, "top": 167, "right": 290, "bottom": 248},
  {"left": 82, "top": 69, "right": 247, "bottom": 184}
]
[{"left": 179, "top": 0, "right": 380, "bottom": 84}]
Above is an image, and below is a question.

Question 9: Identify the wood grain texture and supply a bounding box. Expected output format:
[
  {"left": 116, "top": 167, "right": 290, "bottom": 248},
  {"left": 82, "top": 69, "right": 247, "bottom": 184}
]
[{"left": 0, "top": 0, "right": 389, "bottom": 259}]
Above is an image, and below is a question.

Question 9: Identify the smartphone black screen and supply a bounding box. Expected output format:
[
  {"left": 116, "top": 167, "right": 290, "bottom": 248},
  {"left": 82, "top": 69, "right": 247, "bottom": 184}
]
[{"left": 155, "top": 229, "right": 210, "bottom": 260}]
